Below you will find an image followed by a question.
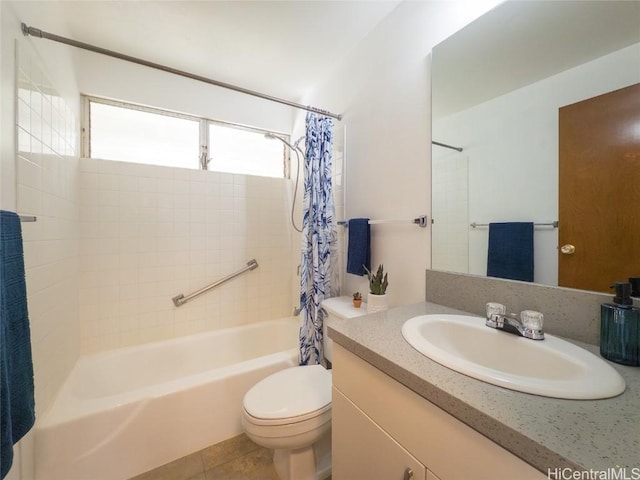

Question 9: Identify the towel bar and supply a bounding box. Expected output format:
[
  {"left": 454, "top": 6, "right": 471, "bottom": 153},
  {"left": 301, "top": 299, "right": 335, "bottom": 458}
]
[
  {"left": 338, "top": 215, "right": 428, "bottom": 228},
  {"left": 471, "top": 221, "right": 558, "bottom": 229}
]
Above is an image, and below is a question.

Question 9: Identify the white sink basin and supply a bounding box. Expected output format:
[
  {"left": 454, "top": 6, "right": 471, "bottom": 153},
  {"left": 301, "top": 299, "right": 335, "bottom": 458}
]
[{"left": 402, "top": 314, "right": 626, "bottom": 399}]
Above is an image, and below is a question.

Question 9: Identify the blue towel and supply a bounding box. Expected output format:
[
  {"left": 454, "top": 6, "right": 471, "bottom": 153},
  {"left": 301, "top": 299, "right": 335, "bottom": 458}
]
[
  {"left": 487, "top": 222, "right": 534, "bottom": 282},
  {"left": 1, "top": 211, "right": 35, "bottom": 479},
  {"left": 346, "top": 218, "right": 370, "bottom": 276}
]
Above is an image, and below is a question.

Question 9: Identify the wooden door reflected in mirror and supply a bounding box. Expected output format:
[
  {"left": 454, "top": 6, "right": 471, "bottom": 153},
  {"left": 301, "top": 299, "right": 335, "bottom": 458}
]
[{"left": 558, "top": 83, "right": 640, "bottom": 293}]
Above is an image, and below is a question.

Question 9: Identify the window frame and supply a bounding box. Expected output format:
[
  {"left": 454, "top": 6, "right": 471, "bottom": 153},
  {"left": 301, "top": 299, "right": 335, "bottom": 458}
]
[{"left": 81, "top": 95, "right": 289, "bottom": 177}]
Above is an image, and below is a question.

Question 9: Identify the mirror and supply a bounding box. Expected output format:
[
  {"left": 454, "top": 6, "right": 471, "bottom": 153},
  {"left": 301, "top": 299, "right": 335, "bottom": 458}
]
[{"left": 431, "top": 0, "right": 640, "bottom": 290}]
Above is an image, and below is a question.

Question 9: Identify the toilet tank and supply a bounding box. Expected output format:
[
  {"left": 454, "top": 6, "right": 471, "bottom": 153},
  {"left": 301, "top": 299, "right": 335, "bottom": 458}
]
[{"left": 322, "top": 296, "right": 368, "bottom": 362}]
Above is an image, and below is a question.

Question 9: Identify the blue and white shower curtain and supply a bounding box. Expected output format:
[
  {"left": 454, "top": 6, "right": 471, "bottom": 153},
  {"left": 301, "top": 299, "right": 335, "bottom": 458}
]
[{"left": 299, "top": 112, "right": 337, "bottom": 366}]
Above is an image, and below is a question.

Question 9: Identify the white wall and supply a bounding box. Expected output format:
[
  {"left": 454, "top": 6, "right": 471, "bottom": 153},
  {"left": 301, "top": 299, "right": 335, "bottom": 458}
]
[
  {"left": 0, "top": 1, "right": 504, "bottom": 475},
  {"left": 434, "top": 42, "right": 640, "bottom": 285},
  {"left": 2, "top": 1, "right": 304, "bottom": 476},
  {"left": 6, "top": 1, "right": 303, "bottom": 355},
  {"left": 1, "top": 3, "right": 81, "bottom": 479},
  {"left": 73, "top": 41, "right": 301, "bottom": 354},
  {"left": 14, "top": 39, "right": 81, "bottom": 417},
  {"left": 305, "top": 1, "right": 501, "bottom": 307},
  {"left": 431, "top": 152, "right": 468, "bottom": 274},
  {"left": 75, "top": 50, "right": 293, "bottom": 135},
  {"left": 78, "top": 158, "right": 294, "bottom": 353}
]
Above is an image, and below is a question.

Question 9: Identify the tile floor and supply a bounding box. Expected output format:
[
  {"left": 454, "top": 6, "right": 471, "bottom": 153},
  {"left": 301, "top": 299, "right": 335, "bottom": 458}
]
[
  {"left": 129, "top": 434, "right": 278, "bottom": 480},
  {"left": 130, "top": 434, "right": 333, "bottom": 480}
]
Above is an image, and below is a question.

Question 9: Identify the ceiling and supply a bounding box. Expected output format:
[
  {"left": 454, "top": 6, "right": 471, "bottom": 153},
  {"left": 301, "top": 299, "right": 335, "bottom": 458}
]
[
  {"left": 12, "top": 0, "right": 402, "bottom": 101},
  {"left": 432, "top": 0, "right": 640, "bottom": 119}
]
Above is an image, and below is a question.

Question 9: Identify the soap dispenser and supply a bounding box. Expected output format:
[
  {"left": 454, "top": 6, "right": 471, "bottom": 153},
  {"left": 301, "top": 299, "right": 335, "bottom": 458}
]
[{"left": 600, "top": 282, "right": 640, "bottom": 366}]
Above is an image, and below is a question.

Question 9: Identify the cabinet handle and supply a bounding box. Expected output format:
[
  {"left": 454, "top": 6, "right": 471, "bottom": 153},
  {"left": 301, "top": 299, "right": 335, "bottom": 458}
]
[{"left": 403, "top": 467, "right": 414, "bottom": 480}]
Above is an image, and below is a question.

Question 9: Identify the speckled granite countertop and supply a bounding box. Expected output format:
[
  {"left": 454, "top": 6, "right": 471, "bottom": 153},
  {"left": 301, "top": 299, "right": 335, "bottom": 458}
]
[{"left": 327, "top": 301, "right": 640, "bottom": 474}]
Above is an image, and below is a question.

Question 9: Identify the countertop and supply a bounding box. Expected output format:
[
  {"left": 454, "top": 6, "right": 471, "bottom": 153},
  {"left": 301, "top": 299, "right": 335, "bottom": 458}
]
[{"left": 327, "top": 301, "right": 640, "bottom": 474}]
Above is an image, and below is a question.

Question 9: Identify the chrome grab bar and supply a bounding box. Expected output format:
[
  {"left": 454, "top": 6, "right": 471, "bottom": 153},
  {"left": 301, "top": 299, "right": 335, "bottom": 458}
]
[{"left": 172, "top": 259, "right": 258, "bottom": 307}]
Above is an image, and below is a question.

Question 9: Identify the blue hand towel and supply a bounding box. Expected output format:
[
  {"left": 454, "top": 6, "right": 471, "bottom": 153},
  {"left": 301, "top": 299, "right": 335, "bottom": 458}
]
[
  {"left": 487, "top": 222, "right": 534, "bottom": 282},
  {"left": 346, "top": 218, "right": 370, "bottom": 276},
  {"left": 1, "top": 211, "right": 35, "bottom": 479}
]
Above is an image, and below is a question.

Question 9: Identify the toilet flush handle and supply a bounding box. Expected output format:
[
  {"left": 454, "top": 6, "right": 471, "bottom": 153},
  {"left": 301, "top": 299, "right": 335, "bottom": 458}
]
[{"left": 403, "top": 467, "right": 414, "bottom": 480}]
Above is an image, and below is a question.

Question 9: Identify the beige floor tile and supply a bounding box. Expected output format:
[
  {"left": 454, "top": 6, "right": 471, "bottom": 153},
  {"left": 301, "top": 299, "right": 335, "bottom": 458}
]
[
  {"left": 201, "top": 434, "right": 262, "bottom": 470},
  {"left": 204, "top": 446, "right": 277, "bottom": 480},
  {"left": 127, "top": 433, "right": 335, "bottom": 480},
  {"left": 129, "top": 451, "right": 203, "bottom": 480},
  {"left": 185, "top": 473, "right": 206, "bottom": 480}
]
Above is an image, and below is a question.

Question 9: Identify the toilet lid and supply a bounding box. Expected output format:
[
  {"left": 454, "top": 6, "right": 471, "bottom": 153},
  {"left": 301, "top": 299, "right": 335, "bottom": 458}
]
[{"left": 243, "top": 365, "right": 332, "bottom": 420}]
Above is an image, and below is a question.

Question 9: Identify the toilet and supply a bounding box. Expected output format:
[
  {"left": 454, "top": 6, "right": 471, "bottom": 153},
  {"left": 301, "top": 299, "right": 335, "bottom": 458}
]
[{"left": 241, "top": 296, "right": 366, "bottom": 480}]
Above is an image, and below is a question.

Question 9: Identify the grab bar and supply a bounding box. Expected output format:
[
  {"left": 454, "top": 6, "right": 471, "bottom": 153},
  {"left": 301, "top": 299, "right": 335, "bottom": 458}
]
[{"left": 172, "top": 259, "right": 259, "bottom": 307}]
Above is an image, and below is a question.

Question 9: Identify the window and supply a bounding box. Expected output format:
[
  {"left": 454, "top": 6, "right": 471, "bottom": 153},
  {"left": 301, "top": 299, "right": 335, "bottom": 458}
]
[
  {"left": 83, "top": 96, "right": 287, "bottom": 177},
  {"left": 208, "top": 123, "right": 284, "bottom": 178},
  {"left": 88, "top": 101, "right": 200, "bottom": 168}
]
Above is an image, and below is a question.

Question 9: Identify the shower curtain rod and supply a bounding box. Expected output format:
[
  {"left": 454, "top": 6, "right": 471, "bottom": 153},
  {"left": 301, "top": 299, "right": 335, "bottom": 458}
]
[{"left": 21, "top": 23, "right": 343, "bottom": 121}]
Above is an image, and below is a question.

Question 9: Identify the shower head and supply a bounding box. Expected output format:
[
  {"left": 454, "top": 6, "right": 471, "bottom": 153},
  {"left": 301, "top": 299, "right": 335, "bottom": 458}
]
[{"left": 264, "top": 132, "right": 302, "bottom": 155}]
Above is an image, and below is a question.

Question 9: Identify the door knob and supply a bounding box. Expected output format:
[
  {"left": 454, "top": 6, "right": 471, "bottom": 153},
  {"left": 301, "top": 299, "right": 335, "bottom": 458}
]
[{"left": 560, "top": 244, "right": 576, "bottom": 255}]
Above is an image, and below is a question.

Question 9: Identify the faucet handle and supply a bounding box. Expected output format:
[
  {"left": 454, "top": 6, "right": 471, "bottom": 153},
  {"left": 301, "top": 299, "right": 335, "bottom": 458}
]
[
  {"left": 520, "top": 310, "right": 544, "bottom": 331},
  {"left": 486, "top": 302, "right": 506, "bottom": 319}
]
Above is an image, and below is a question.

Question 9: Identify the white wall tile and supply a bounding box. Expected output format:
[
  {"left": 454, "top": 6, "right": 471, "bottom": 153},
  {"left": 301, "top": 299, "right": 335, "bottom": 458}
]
[
  {"left": 78, "top": 158, "right": 295, "bottom": 354},
  {"left": 14, "top": 42, "right": 81, "bottom": 420}
]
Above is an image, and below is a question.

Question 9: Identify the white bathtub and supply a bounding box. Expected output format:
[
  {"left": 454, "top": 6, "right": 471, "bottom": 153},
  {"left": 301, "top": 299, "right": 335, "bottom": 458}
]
[{"left": 35, "top": 318, "right": 300, "bottom": 480}]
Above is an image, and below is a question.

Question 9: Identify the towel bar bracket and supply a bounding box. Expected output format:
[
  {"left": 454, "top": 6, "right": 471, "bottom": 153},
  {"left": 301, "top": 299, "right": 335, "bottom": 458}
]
[{"left": 414, "top": 215, "right": 428, "bottom": 228}]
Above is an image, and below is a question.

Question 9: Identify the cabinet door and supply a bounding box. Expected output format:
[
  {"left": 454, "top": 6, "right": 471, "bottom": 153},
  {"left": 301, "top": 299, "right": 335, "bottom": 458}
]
[
  {"left": 333, "top": 345, "right": 547, "bottom": 480},
  {"left": 333, "top": 387, "right": 426, "bottom": 480}
]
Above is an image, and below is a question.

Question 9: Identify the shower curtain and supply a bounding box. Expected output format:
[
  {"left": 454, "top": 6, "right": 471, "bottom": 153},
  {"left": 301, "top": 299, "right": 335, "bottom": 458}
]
[{"left": 299, "top": 112, "right": 337, "bottom": 366}]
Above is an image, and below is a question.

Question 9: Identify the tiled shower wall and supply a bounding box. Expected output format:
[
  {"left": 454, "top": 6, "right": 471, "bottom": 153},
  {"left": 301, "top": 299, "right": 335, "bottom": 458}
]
[
  {"left": 15, "top": 43, "right": 81, "bottom": 416},
  {"left": 79, "top": 158, "right": 295, "bottom": 354},
  {"left": 15, "top": 43, "right": 297, "bottom": 401},
  {"left": 431, "top": 153, "right": 468, "bottom": 274}
]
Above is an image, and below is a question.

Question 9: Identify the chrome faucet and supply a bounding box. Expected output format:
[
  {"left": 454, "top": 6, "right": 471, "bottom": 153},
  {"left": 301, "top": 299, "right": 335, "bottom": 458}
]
[{"left": 485, "top": 303, "right": 545, "bottom": 340}]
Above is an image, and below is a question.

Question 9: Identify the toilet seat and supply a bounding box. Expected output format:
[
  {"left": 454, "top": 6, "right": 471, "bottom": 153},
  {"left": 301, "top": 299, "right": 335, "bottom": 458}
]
[
  {"left": 242, "top": 406, "right": 332, "bottom": 441},
  {"left": 243, "top": 365, "right": 332, "bottom": 423},
  {"left": 243, "top": 404, "right": 331, "bottom": 427}
]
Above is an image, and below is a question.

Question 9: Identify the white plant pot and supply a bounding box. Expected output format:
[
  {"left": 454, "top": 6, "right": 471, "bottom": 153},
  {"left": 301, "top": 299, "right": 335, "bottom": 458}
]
[{"left": 367, "top": 293, "right": 388, "bottom": 314}]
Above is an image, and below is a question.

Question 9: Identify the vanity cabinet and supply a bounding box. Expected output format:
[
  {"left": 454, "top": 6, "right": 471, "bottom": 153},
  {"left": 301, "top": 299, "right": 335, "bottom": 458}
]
[
  {"left": 332, "top": 344, "right": 546, "bottom": 480},
  {"left": 333, "top": 388, "right": 426, "bottom": 479}
]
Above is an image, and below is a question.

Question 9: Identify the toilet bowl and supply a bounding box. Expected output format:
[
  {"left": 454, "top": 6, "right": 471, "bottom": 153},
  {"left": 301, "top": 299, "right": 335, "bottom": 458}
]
[
  {"left": 241, "top": 296, "right": 366, "bottom": 480},
  {"left": 242, "top": 365, "right": 332, "bottom": 480}
]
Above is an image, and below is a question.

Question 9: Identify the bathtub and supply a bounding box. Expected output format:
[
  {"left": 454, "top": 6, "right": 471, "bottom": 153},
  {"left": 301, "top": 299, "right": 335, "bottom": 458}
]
[{"left": 35, "top": 318, "right": 300, "bottom": 480}]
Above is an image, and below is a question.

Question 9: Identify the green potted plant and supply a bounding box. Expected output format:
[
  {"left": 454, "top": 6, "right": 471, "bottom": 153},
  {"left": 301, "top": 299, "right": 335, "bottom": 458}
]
[
  {"left": 352, "top": 291, "right": 362, "bottom": 308},
  {"left": 364, "top": 264, "right": 388, "bottom": 313}
]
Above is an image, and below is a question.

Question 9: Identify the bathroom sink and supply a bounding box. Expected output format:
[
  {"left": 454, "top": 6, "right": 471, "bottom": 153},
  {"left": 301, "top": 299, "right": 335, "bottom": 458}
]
[{"left": 402, "top": 314, "right": 626, "bottom": 399}]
